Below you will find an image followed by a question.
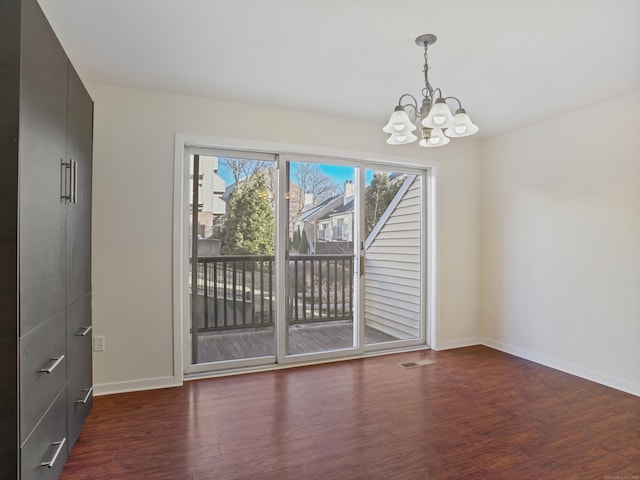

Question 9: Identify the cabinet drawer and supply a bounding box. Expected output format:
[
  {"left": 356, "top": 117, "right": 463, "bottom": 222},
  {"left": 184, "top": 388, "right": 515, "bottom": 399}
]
[
  {"left": 67, "top": 363, "right": 92, "bottom": 451},
  {"left": 66, "top": 294, "right": 91, "bottom": 380},
  {"left": 20, "top": 311, "right": 67, "bottom": 444},
  {"left": 21, "top": 389, "right": 68, "bottom": 480}
]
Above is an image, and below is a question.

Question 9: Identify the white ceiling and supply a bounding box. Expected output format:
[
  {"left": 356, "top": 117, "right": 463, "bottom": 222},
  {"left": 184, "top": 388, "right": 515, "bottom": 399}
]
[{"left": 39, "top": 0, "right": 640, "bottom": 137}]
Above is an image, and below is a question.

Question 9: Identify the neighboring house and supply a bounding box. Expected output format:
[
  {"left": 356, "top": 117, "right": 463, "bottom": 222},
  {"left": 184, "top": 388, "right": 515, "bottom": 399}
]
[
  {"left": 317, "top": 180, "right": 355, "bottom": 243},
  {"left": 189, "top": 155, "right": 226, "bottom": 239},
  {"left": 364, "top": 175, "right": 420, "bottom": 339},
  {"left": 292, "top": 193, "right": 344, "bottom": 254},
  {"left": 297, "top": 175, "right": 406, "bottom": 254}
]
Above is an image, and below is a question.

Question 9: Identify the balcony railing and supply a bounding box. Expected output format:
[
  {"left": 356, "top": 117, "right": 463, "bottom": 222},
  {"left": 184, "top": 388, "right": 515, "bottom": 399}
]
[{"left": 191, "top": 254, "right": 353, "bottom": 332}]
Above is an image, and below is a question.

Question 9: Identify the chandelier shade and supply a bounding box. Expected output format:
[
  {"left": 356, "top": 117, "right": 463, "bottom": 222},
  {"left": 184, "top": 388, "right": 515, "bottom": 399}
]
[
  {"left": 444, "top": 109, "right": 479, "bottom": 137},
  {"left": 382, "top": 106, "right": 417, "bottom": 134},
  {"left": 422, "top": 98, "right": 455, "bottom": 129},
  {"left": 419, "top": 127, "right": 450, "bottom": 147},
  {"left": 387, "top": 130, "right": 418, "bottom": 145},
  {"left": 384, "top": 34, "right": 478, "bottom": 148}
]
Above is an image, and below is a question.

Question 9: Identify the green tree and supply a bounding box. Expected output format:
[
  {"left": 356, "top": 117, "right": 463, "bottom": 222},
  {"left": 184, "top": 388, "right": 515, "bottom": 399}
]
[
  {"left": 365, "top": 172, "right": 402, "bottom": 238},
  {"left": 298, "top": 228, "right": 310, "bottom": 254},
  {"left": 221, "top": 173, "right": 274, "bottom": 255},
  {"left": 292, "top": 228, "right": 301, "bottom": 251}
]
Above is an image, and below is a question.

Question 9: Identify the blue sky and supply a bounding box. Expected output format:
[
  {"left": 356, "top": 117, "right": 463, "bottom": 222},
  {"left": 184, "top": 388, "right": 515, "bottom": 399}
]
[
  {"left": 216, "top": 158, "right": 377, "bottom": 187},
  {"left": 313, "top": 164, "right": 354, "bottom": 185}
]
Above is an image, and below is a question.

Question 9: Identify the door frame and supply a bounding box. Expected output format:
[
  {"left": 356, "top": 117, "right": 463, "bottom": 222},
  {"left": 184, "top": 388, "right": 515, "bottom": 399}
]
[
  {"left": 172, "top": 133, "right": 440, "bottom": 381},
  {"left": 277, "top": 154, "right": 364, "bottom": 365}
]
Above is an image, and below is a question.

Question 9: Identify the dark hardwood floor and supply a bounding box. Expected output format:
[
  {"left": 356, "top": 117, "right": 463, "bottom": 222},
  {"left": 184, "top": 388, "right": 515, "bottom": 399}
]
[{"left": 61, "top": 346, "right": 639, "bottom": 479}]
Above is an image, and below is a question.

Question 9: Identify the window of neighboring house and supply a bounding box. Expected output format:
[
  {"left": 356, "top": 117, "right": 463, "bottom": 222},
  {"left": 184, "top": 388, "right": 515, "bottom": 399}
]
[
  {"left": 334, "top": 218, "right": 345, "bottom": 240},
  {"left": 318, "top": 222, "right": 329, "bottom": 239}
]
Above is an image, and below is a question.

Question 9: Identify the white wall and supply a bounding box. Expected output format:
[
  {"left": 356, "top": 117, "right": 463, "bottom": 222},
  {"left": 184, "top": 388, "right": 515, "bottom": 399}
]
[
  {"left": 479, "top": 91, "right": 640, "bottom": 395},
  {"left": 88, "top": 84, "right": 480, "bottom": 392}
]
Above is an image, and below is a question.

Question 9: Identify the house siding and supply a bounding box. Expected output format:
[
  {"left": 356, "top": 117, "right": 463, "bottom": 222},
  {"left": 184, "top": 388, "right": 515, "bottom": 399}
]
[{"left": 364, "top": 176, "right": 421, "bottom": 340}]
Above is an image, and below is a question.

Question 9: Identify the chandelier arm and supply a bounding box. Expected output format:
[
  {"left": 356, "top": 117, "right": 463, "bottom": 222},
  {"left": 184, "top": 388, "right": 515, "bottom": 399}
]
[
  {"left": 443, "top": 96, "right": 463, "bottom": 111},
  {"left": 397, "top": 93, "right": 419, "bottom": 122}
]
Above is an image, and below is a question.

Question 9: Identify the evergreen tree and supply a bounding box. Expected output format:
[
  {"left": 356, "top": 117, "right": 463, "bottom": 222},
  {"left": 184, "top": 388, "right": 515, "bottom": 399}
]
[
  {"left": 365, "top": 172, "right": 402, "bottom": 238},
  {"left": 220, "top": 173, "right": 275, "bottom": 255},
  {"left": 292, "top": 228, "right": 301, "bottom": 251},
  {"left": 299, "top": 228, "right": 310, "bottom": 254}
]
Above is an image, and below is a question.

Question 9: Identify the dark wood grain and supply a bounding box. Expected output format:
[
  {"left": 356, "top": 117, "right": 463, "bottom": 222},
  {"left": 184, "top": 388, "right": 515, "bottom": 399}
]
[
  {"left": 18, "top": 0, "right": 68, "bottom": 337},
  {"left": 61, "top": 346, "right": 640, "bottom": 479},
  {"left": 0, "top": 0, "right": 21, "bottom": 478}
]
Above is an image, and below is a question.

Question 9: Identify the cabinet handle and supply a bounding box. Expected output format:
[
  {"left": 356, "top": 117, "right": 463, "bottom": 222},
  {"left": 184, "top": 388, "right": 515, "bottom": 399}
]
[
  {"left": 60, "top": 159, "right": 71, "bottom": 202},
  {"left": 76, "top": 325, "right": 92, "bottom": 336},
  {"left": 76, "top": 386, "right": 93, "bottom": 404},
  {"left": 40, "top": 438, "right": 66, "bottom": 468},
  {"left": 71, "top": 159, "right": 78, "bottom": 204},
  {"left": 39, "top": 355, "right": 65, "bottom": 374}
]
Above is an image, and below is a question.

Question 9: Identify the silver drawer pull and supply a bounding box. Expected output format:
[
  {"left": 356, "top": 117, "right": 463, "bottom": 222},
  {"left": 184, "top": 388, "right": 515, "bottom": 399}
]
[
  {"left": 39, "top": 355, "right": 65, "bottom": 374},
  {"left": 72, "top": 159, "right": 78, "bottom": 204},
  {"left": 76, "top": 325, "right": 92, "bottom": 336},
  {"left": 41, "top": 438, "right": 66, "bottom": 468},
  {"left": 76, "top": 386, "right": 93, "bottom": 404}
]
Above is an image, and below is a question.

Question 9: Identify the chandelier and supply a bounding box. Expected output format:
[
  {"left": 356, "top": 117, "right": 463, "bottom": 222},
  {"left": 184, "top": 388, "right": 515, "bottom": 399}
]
[{"left": 384, "top": 34, "right": 478, "bottom": 147}]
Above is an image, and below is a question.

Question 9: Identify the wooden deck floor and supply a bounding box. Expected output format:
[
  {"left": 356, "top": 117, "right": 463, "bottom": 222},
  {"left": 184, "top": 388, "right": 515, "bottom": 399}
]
[
  {"left": 61, "top": 346, "right": 640, "bottom": 479},
  {"left": 196, "top": 322, "right": 399, "bottom": 362}
]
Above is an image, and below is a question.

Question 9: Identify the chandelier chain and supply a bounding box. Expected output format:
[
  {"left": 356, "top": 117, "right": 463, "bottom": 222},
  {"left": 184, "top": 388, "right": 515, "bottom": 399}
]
[{"left": 422, "top": 43, "right": 434, "bottom": 101}]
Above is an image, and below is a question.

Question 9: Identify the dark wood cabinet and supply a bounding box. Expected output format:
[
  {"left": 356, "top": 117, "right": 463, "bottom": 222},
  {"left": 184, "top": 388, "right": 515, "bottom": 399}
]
[{"left": 1, "top": 0, "right": 93, "bottom": 478}]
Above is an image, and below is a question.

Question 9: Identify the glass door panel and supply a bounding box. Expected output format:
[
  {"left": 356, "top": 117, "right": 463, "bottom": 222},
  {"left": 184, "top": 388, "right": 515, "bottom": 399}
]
[
  {"left": 363, "top": 169, "right": 423, "bottom": 346},
  {"left": 189, "top": 152, "right": 277, "bottom": 365},
  {"left": 285, "top": 161, "right": 358, "bottom": 355}
]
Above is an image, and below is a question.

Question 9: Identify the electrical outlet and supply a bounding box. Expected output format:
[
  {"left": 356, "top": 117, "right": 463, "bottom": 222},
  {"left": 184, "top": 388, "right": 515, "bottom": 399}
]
[
  {"left": 483, "top": 305, "right": 492, "bottom": 317},
  {"left": 94, "top": 335, "right": 105, "bottom": 352}
]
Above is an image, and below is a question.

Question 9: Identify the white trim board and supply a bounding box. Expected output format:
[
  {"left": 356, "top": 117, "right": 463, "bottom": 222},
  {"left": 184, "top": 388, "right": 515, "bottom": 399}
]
[
  {"left": 434, "top": 336, "right": 639, "bottom": 396},
  {"left": 434, "top": 337, "right": 482, "bottom": 350},
  {"left": 481, "top": 338, "right": 640, "bottom": 397},
  {"left": 93, "top": 376, "right": 181, "bottom": 397}
]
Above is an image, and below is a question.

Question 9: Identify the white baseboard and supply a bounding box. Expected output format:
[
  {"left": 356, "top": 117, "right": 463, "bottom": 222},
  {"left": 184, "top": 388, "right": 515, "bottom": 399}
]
[
  {"left": 93, "top": 376, "right": 182, "bottom": 396},
  {"left": 481, "top": 338, "right": 640, "bottom": 397},
  {"left": 434, "top": 337, "right": 482, "bottom": 350}
]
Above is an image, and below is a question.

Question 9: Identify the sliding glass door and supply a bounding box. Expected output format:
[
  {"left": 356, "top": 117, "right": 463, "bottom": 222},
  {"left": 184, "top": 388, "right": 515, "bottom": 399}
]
[
  {"left": 363, "top": 168, "right": 424, "bottom": 349},
  {"left": 284, "top": 160, "right": 359, "bottom": 357},
  {"left": 187, "top": 149, "right": 277, "bottom": 368},
  {"left": 183, "top": 144, "right": 428, "bottom": 374}
]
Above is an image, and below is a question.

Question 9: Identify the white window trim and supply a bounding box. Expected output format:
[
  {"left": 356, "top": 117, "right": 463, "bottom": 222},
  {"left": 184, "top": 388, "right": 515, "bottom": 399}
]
[{"left": 172, "top": 133, "right": 440, "bottom": 383}]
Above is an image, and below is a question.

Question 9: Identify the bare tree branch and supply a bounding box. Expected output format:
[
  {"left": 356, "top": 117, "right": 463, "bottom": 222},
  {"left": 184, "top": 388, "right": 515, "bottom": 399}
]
[{"left": 293, "top": 163, "right": 340, "bottom": 203}]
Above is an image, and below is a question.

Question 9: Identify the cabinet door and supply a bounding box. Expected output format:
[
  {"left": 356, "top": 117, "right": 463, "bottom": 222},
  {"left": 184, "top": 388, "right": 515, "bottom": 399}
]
[
  {"left": 20, "top": 389, "right": 68, "bottom": 480},
  {"left": 19, "top": 0, "right": 68, "bottom": 336},
  {"left": 65, "top": 65, "right": 93, "bottom": 305},
  {"left": 20, "top": 311, "right": 67, "bottom": 445}
]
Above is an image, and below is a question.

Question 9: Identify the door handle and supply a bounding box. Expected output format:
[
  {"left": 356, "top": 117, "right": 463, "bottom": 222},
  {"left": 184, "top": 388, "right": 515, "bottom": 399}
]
[
  {"left": 76, "top": 386, "right": 93, "bottom": 404},
  {"left": 39, "top": 355, "right": 65, "bottom": 374},
  {"left": 61, "top": 159, "right": 71, "bottom": 202},
  {"left": 76, "top": 325, "right": 92, "bottom": 336},
  {"left": 71, "top": 159, "right": 78, "bottom": 204},
  {"left": 40, "top": 438, "right": 66, "bottom": 468}
]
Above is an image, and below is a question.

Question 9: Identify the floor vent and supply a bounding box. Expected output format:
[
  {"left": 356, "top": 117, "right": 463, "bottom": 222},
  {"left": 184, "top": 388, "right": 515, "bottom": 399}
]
[{"left": 400, "top": 359, "right": 435, "bottom": 369}]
